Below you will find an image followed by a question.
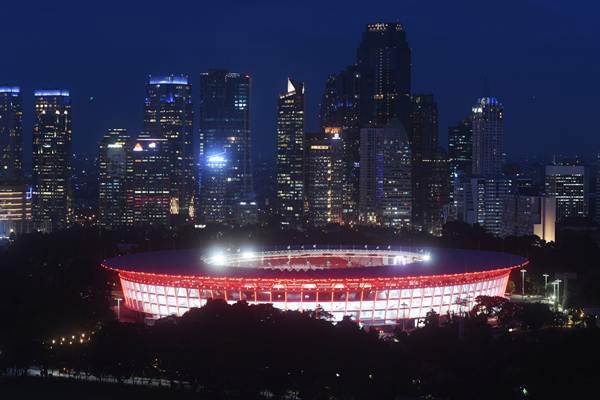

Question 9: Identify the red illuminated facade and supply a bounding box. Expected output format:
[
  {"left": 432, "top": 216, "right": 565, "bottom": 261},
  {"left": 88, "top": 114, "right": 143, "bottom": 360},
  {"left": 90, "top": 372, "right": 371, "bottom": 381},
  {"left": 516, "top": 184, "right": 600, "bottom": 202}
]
[{"left": 102, "top": 247, "right": 526, "bottom": 325}]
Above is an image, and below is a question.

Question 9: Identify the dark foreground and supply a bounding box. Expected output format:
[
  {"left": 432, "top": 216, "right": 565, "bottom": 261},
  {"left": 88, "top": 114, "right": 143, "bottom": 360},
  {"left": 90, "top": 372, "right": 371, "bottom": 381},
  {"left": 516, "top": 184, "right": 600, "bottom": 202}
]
[{"left": 0, "top": 376, "right": 198, "bottom": 400}]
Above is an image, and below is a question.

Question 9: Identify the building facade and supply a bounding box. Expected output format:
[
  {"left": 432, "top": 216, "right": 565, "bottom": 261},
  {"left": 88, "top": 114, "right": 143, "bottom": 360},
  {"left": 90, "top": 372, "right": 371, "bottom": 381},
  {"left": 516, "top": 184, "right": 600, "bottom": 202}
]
[
  {"left": 127, "top": 137, "right": 171, "bottom": 226},
  {"left": 98, "top": 129, "right": 130, "bottom": 229},
  {"left": 502, "top": 194, "right": 556, "bottom": 242},
  {"left": 472, "top": 97, "right": 504, "bottom": 177},
  {"left": 0, "top": 86, "right": 23, "bottom": 182},
  {"left": 448, "top": 117, "right": 473, "bottom": 176},
  {"left": 32, "top": 90, "right": 72, "bottom": 232},
  {"left": 276, "top": 78, "right": 305, "bottom": 226},
  {"left": 320, "top": 67, "right": 361, "bottom": 225},
  {"left": 471, "top": 177, "right": 513, "bottom": 236},
  {"left": 144, "top": 75, "right": 194, "bottom": 224},
  {"left": 545, "top": 164, "right": 587, "bottom": 221},
  {"left": 360, "top": 119, "right": 412, "bottom": 228},
  {"left": 357, "top": 22, "right": 412, "bottom": 131},
  {"left": 199, "top": 70, "right": 253, "bottom": 224},
  {"left": 305, "top": 129, "right": 344, "bottom": 227}
]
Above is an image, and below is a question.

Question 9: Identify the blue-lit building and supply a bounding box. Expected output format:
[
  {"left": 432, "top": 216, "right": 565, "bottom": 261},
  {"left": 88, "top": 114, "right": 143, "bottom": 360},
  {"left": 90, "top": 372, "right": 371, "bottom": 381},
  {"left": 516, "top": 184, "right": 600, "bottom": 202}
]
[
  {"left": 32, "top": 90, "right": 72, "bottom": 232},
  {"left": 144, "top": 75, "right": 194, "bottom": 224},
  {"left": 199, "top": 70, "right": 253, "bottom": 224}
]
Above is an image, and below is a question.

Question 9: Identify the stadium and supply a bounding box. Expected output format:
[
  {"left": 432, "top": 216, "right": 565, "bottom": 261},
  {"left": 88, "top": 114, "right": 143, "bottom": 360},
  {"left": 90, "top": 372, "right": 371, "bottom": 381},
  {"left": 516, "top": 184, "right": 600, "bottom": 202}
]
[{"left": 102, "top": 246, "right": 527, "bottom": 326}]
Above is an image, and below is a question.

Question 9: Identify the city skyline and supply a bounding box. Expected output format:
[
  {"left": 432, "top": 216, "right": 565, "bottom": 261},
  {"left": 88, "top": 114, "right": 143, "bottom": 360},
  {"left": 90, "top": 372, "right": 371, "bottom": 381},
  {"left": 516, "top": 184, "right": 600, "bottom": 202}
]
[{"left": 2, "top": 1, "right": 599, "bottom": 165}]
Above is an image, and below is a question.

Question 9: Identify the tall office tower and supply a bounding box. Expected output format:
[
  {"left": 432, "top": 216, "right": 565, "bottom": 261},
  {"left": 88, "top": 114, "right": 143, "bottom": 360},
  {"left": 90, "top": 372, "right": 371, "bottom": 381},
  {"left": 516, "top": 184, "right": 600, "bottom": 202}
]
[
  {"left": 128, "top": 137, "right": 171, "bottom": 226},
  {"left": 502, "top": 194, "right": 556, "bottom": 242},
  {"left": 359, "top": 118, "right": 411, "bottom": 228},
  {"left": 471, "top": 97, "right": 504, "bottom": 176},
  {"left": 471, "top": 176, "right": 514, "bottom": 236},
  {"left": 320, "top": 66, "right": 361, "bottom": 224},
  {"left": 545, "top": 164, "right": 587, "bottom": 221},
  {"left": 199, "top": 154, "right": 228, "bottom": 224},
  {"left": 0, "top": 86, "right": 23, "bottom": 182},
  {"left": 144, "top": 75, "right": 194, "bottom": 223},
  {"left": 357, "top": 22, "right": 412, "bottom": 131},
  {"left": 448, "top": 117, "right": 473, "bottom": 175},
  {"left": 448, "top": 118, "right": 473, "bottom": 222},
  {"left": 198, "top": 70, "right": 253, "bottom": 224},
  {"left": 32, "top": 90, "right": 72, "bottom": 232},
  {"left": 409, "top": 94, "right": 447, "bottom": 233},
  {"left": 98, "top": 129, "right": 130, "bottom": 229},
  {"left": 305, "top": 128, "right": 344, "bottom": 227},
  {"left": 276, "top": 78, "right": 305, "bottom": 226},
  {"left": 0, "top": 86, "right": 31, "bottom": 237}
]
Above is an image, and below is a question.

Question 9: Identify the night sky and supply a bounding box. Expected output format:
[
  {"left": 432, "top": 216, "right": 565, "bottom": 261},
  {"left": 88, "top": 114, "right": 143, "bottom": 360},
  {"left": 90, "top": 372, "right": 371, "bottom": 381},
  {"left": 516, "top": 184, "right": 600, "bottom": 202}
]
[{"left": 2, "top": 0, "right": 599, "bottom": 166}]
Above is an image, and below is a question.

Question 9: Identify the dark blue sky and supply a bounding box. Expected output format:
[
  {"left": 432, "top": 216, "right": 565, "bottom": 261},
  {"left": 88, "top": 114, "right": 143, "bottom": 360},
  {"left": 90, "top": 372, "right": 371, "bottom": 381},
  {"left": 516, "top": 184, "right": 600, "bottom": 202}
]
[{"left": 2, "top": 0, "right": 599, "bottom": 164}]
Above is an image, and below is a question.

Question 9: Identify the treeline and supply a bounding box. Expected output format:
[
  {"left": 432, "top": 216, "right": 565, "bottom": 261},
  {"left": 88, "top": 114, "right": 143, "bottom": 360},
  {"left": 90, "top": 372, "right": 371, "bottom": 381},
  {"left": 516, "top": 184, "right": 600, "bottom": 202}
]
[{"left": 2, "top": 298, "right": 599, "bottom": 399}]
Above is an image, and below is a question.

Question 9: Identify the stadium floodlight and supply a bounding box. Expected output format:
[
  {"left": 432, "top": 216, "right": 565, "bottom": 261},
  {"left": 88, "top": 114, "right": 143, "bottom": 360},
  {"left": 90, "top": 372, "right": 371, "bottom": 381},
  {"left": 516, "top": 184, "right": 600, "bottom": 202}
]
[
  {"left": 242, "top": 250, "right": 255, "bottom": 260},
  {"left": 422, "top": 253, "right": 431, "bottom": 262},
  {"left": 209, "top": 251, "right": 227, "bottom": 266}
]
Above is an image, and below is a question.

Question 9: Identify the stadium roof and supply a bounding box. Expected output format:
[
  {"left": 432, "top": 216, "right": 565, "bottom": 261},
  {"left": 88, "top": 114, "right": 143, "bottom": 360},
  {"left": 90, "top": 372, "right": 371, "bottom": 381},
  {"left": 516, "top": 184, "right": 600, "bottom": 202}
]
[{"left": 102, "top": 248, "right": 527, "bottom": 280}]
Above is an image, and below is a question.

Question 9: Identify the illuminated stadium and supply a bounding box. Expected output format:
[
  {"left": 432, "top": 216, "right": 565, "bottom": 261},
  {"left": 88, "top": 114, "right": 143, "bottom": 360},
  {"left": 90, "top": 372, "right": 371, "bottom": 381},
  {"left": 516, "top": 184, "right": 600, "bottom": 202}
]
[{"left": 102, "top": 246, "right": 527, "bottom": 326}]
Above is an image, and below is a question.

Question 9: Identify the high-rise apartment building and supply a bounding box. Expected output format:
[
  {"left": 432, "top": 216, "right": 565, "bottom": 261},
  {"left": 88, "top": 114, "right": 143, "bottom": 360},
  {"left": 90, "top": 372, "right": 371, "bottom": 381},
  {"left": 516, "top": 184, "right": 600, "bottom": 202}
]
[
  {"left": 359, "top": 118, "right": 411, "bottom": 228},
  {"left": 276, "top": 78, "right": 305, "bottom": 226},
  {"left": 198, "top": 70, "right": 253, "bottom": 224},
  {"left": 472, "top": 97, "right": 504, "bottom": 176},
  {"left": 144, "top": 75, "right": 194, "bottom": 223},
  {"left": 98, "top": 129, "right": 130, "bottom": 229},
  {"left": 32, "top": 90, "right": 72, "bottom": 232},
  {"left": 545, "top": 164, "right": 587, "bottom": 221},
  {"left": 199, "top": 153, "right": 228, "bottom": 224}
]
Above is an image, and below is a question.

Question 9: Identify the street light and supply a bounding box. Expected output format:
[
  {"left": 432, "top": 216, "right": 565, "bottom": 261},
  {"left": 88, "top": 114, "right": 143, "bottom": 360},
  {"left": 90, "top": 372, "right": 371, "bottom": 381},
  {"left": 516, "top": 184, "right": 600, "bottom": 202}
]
[
  {"left": 542, "top": 274, "right": 549, "bottom": 293},
  {"left": 520, "top": 269, "right": 527, "bottom": 297},
  {"left": 400, "top": 302, "right": 408, "bottom": 331},
  {"left": 115, "top": 297, "right": 123, "bottom": 320},
  {"left": 555, "top": 279, "right": 562, "bottom": 307}
]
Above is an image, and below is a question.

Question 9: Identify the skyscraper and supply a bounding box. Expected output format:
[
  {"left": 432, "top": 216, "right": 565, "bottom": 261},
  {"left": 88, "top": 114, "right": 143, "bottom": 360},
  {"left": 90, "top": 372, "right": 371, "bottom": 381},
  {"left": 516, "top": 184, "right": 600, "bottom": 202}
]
[
  {"left": 198, "top": 70, "right": 253, "bottom": 224},
  {"left": 448, "top": 117, "right": 473, "bottom": 176},
  {"left": 360, "top": 118, "right": 411, "bottom": 228},
  {"left": 144, "top": 75, "right": 194, "bottom": 223},
  {"left": 127, "top": 137, "right": 171, "bottom": 226},
  {"left": 305, "top": 128, "right": 344, "bottom": 227},
  {"left": 199, "top": 153, "right": 228, "bottom": 224},
  {"left": 357, "top": 22, "right": 412, "bottom": 131},
  {"left": 545, "top": 164, "right": 587, "bottom": 221},
  {"left": 471, "top": 176, "right": 514, "bottom": 236},
  {"left": 410, "top": 94, "right": 448, "bottom": 234},
  {"left": 98, "top": 129, "right": 130, "bottom": 229},
  {"left": 276, "top": 78, "right": 305, "bottom": 226},
  {"left": 472, "top": 97, "right": 504, "bottom": 176},
  {"left": 320, "top": 66, "right": 361, "bottom": 224},
  {"left": 32, "top": 90, "right": 72, "bottom": 232},
  {"left": 0, "top": 86, "right": 23, "bottom": 182}
]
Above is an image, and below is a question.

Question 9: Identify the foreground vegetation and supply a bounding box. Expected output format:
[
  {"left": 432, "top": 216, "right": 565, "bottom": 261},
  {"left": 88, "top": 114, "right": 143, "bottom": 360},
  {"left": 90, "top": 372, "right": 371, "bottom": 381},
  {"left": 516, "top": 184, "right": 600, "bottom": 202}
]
[{"left": 1, "top": 223, "right": 600, "bottom": 399}]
